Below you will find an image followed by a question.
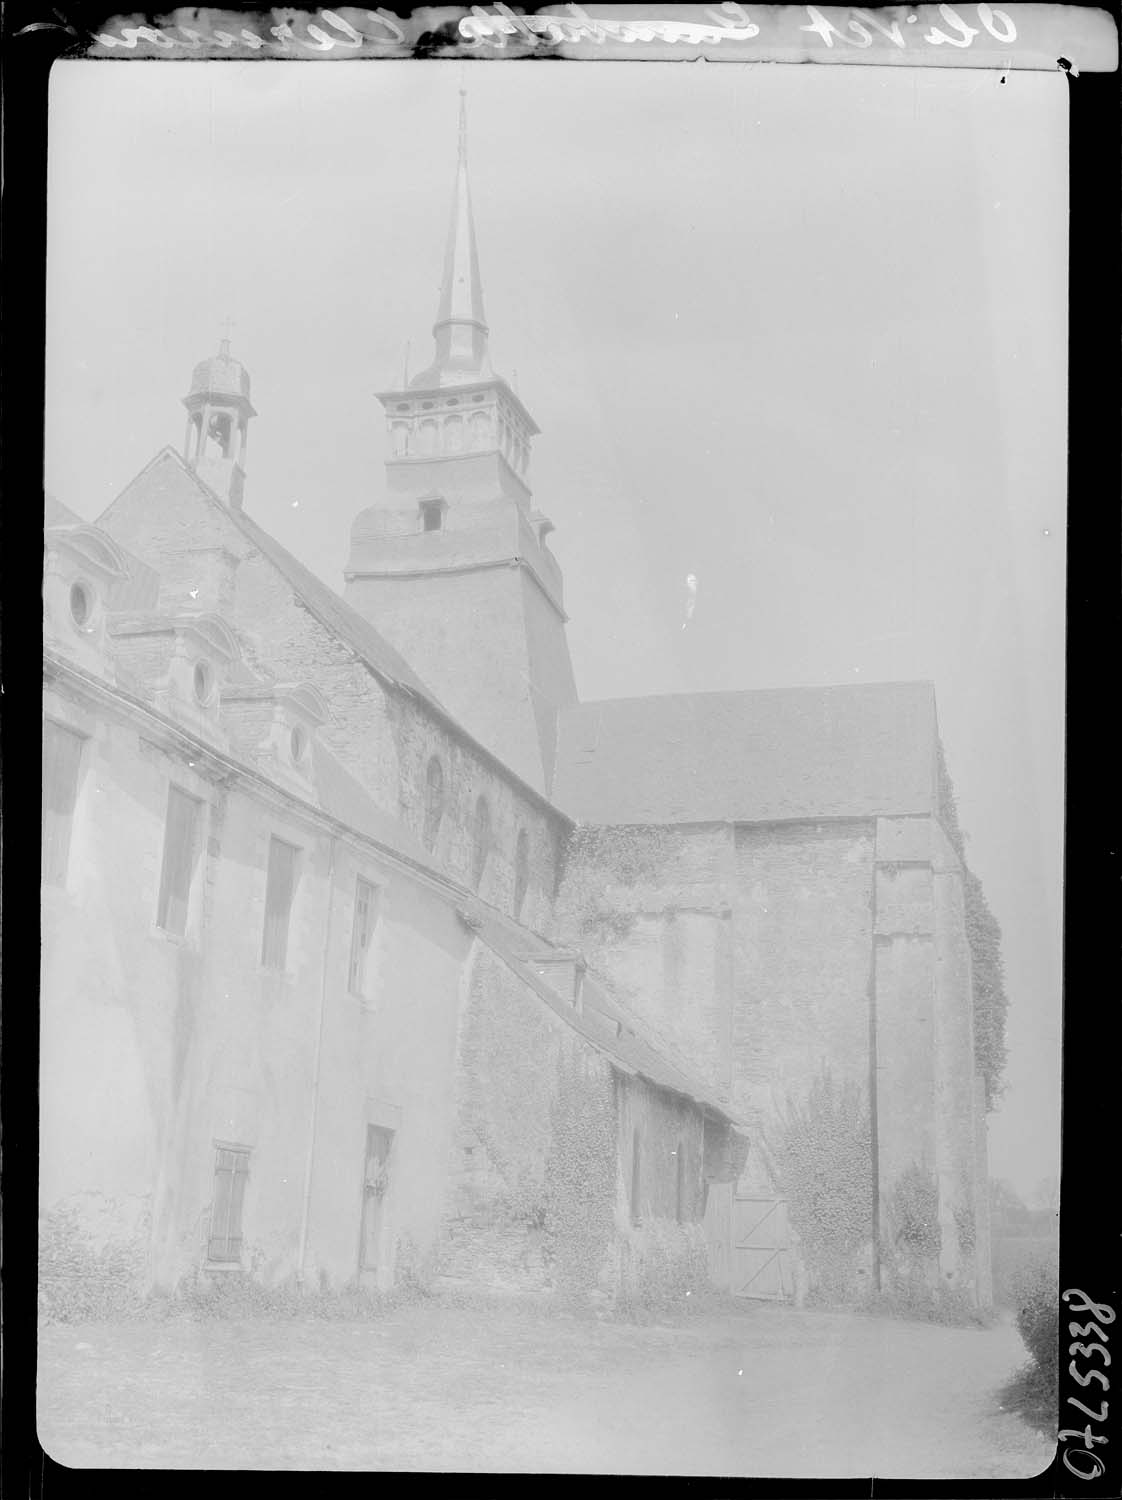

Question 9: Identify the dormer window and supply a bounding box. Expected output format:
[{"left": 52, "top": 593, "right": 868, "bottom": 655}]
[
  {"left": 69, "top": 581, "right": 92, "bottom": 628},
  {"left": 290, "top": 725, "right": 307, "bottom": 765},
  {"left": 419, "top": 497, "right": 446, "bottom": 533}
]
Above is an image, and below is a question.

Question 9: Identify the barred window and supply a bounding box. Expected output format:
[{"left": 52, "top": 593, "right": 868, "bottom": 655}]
[
  {"left": 261, "top": 837, "right": 299, "bottom": 970},
  {"left": 156, "top": 786, "right": 202, "bottom": 936},
  {"left": 42, "top": 720, "right": 85, "bottom": 887},
  {"left": 348, "top": 877, "right": 380, "bottom": 997},
  {"left": 208, "top": 1145, "right": 250, "bottom": 1263}
]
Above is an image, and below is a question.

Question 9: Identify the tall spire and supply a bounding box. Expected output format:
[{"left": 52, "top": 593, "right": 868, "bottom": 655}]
[{"left": 411, "top": 90, "right": 491, "bottom": 388}]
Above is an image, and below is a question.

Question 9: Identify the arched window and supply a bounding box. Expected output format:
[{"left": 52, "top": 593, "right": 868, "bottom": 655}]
[
  {"left": 630, "top": 1129, "right": 642, "bottom": 1226},
  {"left": 422, "top": 757, "right": 444, "bottom": 852},
  {"left": 470, "top": 795, "right": 491, "bottom": 890},
  {"left": 513, "top": 829, "right": 530, "bottom": 920}
]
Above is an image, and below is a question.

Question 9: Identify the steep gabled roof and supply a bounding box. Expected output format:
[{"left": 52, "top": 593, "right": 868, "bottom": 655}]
[
  {"left": 228, "top": 505, "right": 445, "bottom": 707},
  {"left": 97, "top": 449, "right": 568, "bottom": 822},
  {"left": 553, "top": 682, "right": 938, "bottom": 826},
  {"left": 47, "top": 493, "right": 162, "bottom": 612}
]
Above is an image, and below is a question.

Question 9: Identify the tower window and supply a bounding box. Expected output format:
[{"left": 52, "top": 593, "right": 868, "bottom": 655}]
[
  {"left": 419, "top": 498, "right": 445, "bottom": 532},
  {"left": 470, "top": 795, "right": 491, "bottom": 890},
  {"left": 422, "top": 757, "right": 445, "bottom": 851}
]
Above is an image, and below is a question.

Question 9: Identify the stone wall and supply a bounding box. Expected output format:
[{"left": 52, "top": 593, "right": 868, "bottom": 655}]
[
  {"left": 97, "top": 451, "right": 569, "bottom": 936},
  {"left": 41, "top": 666, "right": 472, "bottom": 1296},
  {"left": 552, "top": 823, "right": 736, "bottom": 1093},
  {"left": 438, "top": 942, "right": 717, "bottom": 1304}
]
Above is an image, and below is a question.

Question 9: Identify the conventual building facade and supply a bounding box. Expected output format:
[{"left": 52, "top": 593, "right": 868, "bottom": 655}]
[{"left": 40, "top": 99, "right": 992, "bottom": 1312}]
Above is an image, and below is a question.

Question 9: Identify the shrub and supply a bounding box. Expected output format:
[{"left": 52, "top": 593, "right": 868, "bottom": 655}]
[
  {"left": 1011, "top": 1244, "right": 1059, "bottom": 1389},
  {"left": 38, "top": 1202, "right": 149, "bottom": 1323},
  {"left": 861, "top": 1273, "right": 990, "bottom": 1328},
  {"left": 768, "top": 1071, "right": 872, "bottom": 1303},
  {"left": 617, "top": 1223, "right": 710, "bottom": 1321},
  {"left": 885, "top": 1164, "right": 942, "bottom": 1265}
]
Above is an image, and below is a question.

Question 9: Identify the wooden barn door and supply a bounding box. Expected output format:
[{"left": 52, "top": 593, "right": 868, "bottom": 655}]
[{"left": 731, "top": 1195, "right": 792, "bottom": 1300}]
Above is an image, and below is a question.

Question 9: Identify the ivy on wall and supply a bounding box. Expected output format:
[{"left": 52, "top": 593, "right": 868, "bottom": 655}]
[
  {"left": 553, "top": 824, "right": 680, "bottom": 947},
  {"left": 885, "top": 1163, "right": 941, "bottom": 1265},
  {"left": 767, "top": 1070, "right": 873, "bottom": 1300},
  {"left": 542, "top": 1053, "right": 618, "bottom": 1301},
  {"left": 935, "top": 741, "right": 1009, "bottom": 1110}
]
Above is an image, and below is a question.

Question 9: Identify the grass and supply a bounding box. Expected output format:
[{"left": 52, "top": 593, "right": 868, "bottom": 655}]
[{"left": 997, "top": 1358, "right": 1058, "bottom": 1437}]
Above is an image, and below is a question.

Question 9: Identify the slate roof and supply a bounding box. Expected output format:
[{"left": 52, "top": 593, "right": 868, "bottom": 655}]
[
  {"left": 472, "top": 910, "right": 746, "bottom": 1131},
  {"left": 553, "top": 683, "right": 938, "bottom": 826},
  {"left": 46, "top": 493, "right": 162, "bottom": 613},
  {"left": 228, "top": 506, "right": 444, "bottom": 707}
]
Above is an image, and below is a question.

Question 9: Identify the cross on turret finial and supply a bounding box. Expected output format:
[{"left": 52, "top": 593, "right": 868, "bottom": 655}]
[{"left": 218, "top": 315, "right": 237, "bottom": 357}]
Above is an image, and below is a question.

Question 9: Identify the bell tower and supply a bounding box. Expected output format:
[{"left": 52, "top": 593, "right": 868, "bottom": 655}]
[
  {"left": 344, "top": 95, "right": 576, "bottom": 793},
  {"left": 182, "top": 334, "right": 255, "bottom": 508}
]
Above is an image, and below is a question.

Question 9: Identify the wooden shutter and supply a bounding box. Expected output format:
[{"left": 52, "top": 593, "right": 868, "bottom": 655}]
[
  {"left": 42, "top": 721, "right": 84, "bottom": 885},
  {"left": 208, "top": 1146, "right": 250, "bottom": 1262},
  {"left": 157, "top": 787, "right": 200, "bottom": 935},
  {"left": 262, "top": 838, "right": 298, "bottom": 970}
]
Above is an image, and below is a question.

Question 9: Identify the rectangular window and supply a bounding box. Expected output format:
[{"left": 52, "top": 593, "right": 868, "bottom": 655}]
[
  {"left": 208, "top": 1145, "right": 250, "bottom": 1263},
  {"left": 156, "top": 786, "right": 202, "bottom": 936},
  {"left": 261, "top": 836, "right": 299, "bottom": 970},
  {"left": 348, "top": 877, "right": 380, "bottom": 997},
  {"left": 42, "top": 720, "right": 85, "bottom": 886}
]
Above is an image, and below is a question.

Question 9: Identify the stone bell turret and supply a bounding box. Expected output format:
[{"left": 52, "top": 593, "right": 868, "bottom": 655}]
[{"left": 183, "top": 335, "right": 256, "bottom": 509}]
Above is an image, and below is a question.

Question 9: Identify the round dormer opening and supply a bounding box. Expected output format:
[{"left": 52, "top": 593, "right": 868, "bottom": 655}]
[
  {"left": 290, "top": 725, "right": 307, "bottom": 765},
  {"left": 193, "top": 660, "right": 215, "bottom": 707},
  {"left": 69, "top": 581, "right": 93, "bottom": 628}
]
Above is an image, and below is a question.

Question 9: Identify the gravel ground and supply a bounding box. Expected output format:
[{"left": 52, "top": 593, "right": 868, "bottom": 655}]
[{"left": 38, "top": 1299, "right": 1055, "bottom": 1477}]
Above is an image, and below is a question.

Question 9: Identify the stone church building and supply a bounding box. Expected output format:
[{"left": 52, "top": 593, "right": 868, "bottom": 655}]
[{"left": 40, "top": 103, "right": 992, "bottom": 1311}]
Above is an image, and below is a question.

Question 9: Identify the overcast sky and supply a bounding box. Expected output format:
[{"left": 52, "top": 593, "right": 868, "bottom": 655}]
[{"left": 46, "top": 59, "right": 1066, "bottom": 1203}]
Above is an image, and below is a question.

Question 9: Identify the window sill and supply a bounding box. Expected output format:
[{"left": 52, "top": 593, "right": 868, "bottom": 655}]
[{"left": 202, "top": 1261, "right": 243, "bottom": 1274}]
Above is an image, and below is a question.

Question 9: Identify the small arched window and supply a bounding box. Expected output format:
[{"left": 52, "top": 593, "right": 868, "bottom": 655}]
[
  {"left": 630, "top": 1129, "right": 642, "bottom": 1226},
  {"left": 422, "top": 757, "right": 444, "bottom": 852},
  {"left": 470, "top": 795, "right": 491, "bottom": 890},
  {"left": 513, "top": 829, "right": 530, "bottom": 920}
]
